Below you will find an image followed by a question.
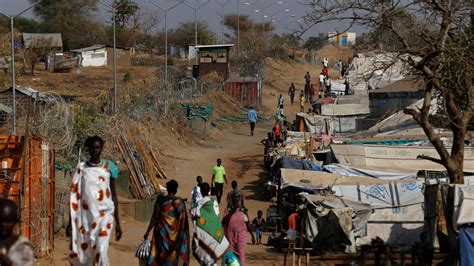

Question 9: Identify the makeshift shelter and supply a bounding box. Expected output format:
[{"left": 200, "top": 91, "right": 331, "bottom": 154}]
[
  {"left": 280, "top": 169, "right": 427, "bottom": 246},
  {"left": 71, "top": 45, "right": 107, "bottom": 67},
  {"left": 22, "top": 33, "right": 63, "bottom": 52},
  {"left": 71, "top": 45, "right": 134, "bottom": 67},
  {"left": 295, "top": 113, "right": 334, "bottom": 136},
  {"left": 321, "top": 103, "right": 369, "bottom": 133},
  {"left": 369, "top": 77, "right": 425, "bottom": 118},
  {"left": 299, "top": 193, "right": 373, "bottom": 254},
  {"left": 331, "top": 142, "right": 474, "bottom": 172}
]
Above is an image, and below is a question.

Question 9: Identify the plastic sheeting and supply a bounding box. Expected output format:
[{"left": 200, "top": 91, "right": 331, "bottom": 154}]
[
  {"left": 333, "top": 181, "right": 425, "bottom": 208},
  {"left": 453, "top": 185, "right": 474, "bottom": 229},
  {"left": 323, "top": 164, "right": 417, "bottom": 180},
  {"left": 301, "top": 193, "right": 372, "bottom": 238},
  {"left": 296, "top": 113, "right": 334, "bottom": 136}
]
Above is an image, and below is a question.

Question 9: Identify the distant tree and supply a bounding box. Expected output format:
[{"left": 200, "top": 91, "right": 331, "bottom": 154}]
[
  {"left": 14, "top": 17, "right": 42, "bottom": 33},
  {"left": 170, "top": 21, "right": 217, "bottom": 47},
  {"left": 31, "top": 0, "right": 98, "bottom": 20},
  {"left": 113, "top": 0, "right": 139, "bottom": 28},
  {"left": 303, "top": 37, "right": 324, "bottom": 51},
  {"left": 31, "top": 0, "right": 102, "bottom": 50},
  {"left": 224, "top": 14, "right": 252, "bottom": 35}
]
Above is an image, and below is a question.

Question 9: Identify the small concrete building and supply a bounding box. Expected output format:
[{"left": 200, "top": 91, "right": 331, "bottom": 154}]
[
  {"left": 71, "top": 45, "right": 107, "bottom": 67},
  {"left": 195, "top": 44, "right": 233, "bottom": 80},
  {"left": 320, "top": 32, "right": 356, "bottom": 47},
  {"left": 71, "top": 45, "right": 134, "bottom": 67},
  {"left": 369, "top": 77, "right": 425, "bottom": 118}
]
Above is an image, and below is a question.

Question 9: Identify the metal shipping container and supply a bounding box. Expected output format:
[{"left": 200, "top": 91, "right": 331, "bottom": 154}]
[{"left": 224, "top": 77, "right": 263, "bottom": 108}]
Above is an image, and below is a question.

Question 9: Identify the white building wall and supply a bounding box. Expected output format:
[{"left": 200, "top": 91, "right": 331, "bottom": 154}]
[
  {"left": 347, "top": 32, "right": 357, "bottom": 45},
  {"left": 80, "top": 48, "right": 108, "bottom": 67}
]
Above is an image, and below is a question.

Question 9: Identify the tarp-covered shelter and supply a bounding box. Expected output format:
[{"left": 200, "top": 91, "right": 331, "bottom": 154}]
[
  {"left": 295, "top": 113, "right": 334, "bottom": 136},
  {"left": 281, "top": 168, "right": 427, "bottom": 247}
]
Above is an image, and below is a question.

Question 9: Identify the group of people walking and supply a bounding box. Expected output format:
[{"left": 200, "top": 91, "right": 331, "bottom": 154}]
[{"left": 63, "top": 136, "right": 260, "bottom": 266}]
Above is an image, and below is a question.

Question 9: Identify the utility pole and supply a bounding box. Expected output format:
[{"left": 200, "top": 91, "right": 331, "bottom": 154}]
[
  {"left": 216, "top": 0, "right": 231, "bottom": 43},
  {"left": 98, "top": 1, "right": 118, "bottom": 113},
  {"left": 237, "top": 0, "right": 240, "bottom": 57},
  {"left": 149, "top": 0, "right": 184, "bottom": 85},
  {"left": 1, "top": 1, "right": 41, "bottom": 135},
  {"left": 183, "top": 1, "right": 209, "bottom": 65}
]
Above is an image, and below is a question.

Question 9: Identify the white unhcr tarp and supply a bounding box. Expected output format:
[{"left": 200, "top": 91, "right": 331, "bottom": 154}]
[
  {"left": 323, "top": 164, "right": 417, "bottom": 180},
  {"left": 333, "top": 181, "right": 425, "bottom": 208},
  {"left": 280, "top": 169, "right": 411, "bottom": 191}
]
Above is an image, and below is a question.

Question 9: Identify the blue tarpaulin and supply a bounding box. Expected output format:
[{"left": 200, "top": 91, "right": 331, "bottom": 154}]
[{"left": 460, "top": 225, "right": 474, "bottom": 266}]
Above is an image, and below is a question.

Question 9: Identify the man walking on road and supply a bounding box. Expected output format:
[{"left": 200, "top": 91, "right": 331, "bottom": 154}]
[
  {"left": 247, "top": 106, "right": 258, "bottom": 136},
  {"left": 277, "top": 95, "right": 285, "bottom": 113},
  {"left": 288, "top": 83, "right": 296, "bottom": 105},
  {"left": 211, "top": 158, "right": 227, "bottom": 204},
  {"left": 304, "top": 72, "right": 311, "bottom": 102}
]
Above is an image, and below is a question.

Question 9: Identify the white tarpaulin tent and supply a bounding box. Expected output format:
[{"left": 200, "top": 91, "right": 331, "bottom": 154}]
[{"left": 323, "top": 164, "right": 417, "bottom": 180}]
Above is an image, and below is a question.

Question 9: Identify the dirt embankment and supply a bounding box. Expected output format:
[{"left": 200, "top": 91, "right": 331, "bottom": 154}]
[{"left": 263, "top": 45, "right": 354, "bottom": 95}]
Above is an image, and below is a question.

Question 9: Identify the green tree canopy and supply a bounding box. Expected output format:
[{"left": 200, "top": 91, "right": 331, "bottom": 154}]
[
  {"left": 303, "top": 37, "right": 324, "bottom": 51},
  {"left": 169, "top": 20, "right": 217, "bottom": 47},
  {"left": 113, "top": 0, "right": 139, "bottom": 28},
  {"left": 30, "top": 0, "right": 101, "bottom": 49}
]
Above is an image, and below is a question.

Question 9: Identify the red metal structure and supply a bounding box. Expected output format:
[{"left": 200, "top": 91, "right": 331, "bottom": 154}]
[
  {"left": 0, "top": 136, "right": 55, "bottom": 257},
  {"left": 224, "top": 77, "right": 263, "bottom": 108}
]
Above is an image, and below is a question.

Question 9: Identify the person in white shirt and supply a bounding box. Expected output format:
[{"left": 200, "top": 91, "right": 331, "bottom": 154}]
[
  {"left": 191, "top": 176, "right": 203, "bottom": 208},
  {"left": 319, "top": 73, "right": 325, "bottom": 97},
  {"left": 323, "top": 57, "right": 328, "bottom": 68},
  {"left": 325, "top": 76, "right": 332, "bottom": 95},
  {"left": 277, "top": 95, "right": 285, "bottom": 114}
]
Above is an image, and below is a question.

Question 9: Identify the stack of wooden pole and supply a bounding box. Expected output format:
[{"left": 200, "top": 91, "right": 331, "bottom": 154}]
[{"left": 115, "top": 126, "right": 167, "bottom": 199}]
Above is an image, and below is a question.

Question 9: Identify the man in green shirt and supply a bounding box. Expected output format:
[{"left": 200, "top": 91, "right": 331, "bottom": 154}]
[{"left": 211, "top": 158, "right": 227, "bottom": 203}]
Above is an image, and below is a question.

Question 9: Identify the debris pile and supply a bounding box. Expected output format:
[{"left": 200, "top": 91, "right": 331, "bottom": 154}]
[{"left": 115, "top": 126, "right": 167, "bottom": 199}]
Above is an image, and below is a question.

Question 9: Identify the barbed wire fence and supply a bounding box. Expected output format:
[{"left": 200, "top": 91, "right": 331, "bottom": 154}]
[{"left": 0, "top": 70, "right": 225, "bottom": 235}]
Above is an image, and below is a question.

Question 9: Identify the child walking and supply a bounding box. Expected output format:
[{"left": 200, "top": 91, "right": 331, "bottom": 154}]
[{"left": 252, "top": 210, "right": 266, "bottom": 245}]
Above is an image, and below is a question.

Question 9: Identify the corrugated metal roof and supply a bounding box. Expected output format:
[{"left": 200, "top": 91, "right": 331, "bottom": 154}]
[
  {"left": 0, "top": 103, "right": 12, "bottom": 113},
  {"left": 23, "top": 33, "right": 63, "bottom": 48},
  {"left": 70, "top": 44, "right": 106, "bottom": 53},
  {"left": 373, "top": 77, "right": 425, "bottom": 93},
  {"left": 1, "top": 87, "right": 56, "bottom": 103},
  {"left": 195, "top": 44, "right": 234, "bottom": 49}
]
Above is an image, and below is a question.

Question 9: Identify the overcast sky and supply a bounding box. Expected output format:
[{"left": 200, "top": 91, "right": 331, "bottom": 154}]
[{"left": 1, "top": 0, "right": 367, "bottom": 38}]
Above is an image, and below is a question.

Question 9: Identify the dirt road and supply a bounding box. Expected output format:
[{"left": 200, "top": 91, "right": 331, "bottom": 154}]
[
  {"left": 50, "top": 70, "right": 311, "bottom": 265},
  {"left": 52, "top": 119, "right": 291, "bottom": 265}
]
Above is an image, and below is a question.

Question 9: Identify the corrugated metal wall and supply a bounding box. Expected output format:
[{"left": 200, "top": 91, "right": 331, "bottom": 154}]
[
  {"left": 224, "top": 80, "right": 262, "bottom": 108},
  {"left": 0, "top": 136, "right": 54, "bottom": 257}
]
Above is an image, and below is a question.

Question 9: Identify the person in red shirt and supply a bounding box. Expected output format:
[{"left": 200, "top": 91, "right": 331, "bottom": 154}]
[
  {"left": 322, "top": 66, "right": 328, "bottom": 77},
  {"left": 287, "top": 212, "right": 299, "bottom": 241}
]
